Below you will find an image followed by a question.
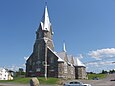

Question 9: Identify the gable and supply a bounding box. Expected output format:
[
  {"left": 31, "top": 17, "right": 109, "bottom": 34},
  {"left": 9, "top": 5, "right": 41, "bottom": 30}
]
[{"left": 47, "top": 47, "right": 64, "bottom": 62}]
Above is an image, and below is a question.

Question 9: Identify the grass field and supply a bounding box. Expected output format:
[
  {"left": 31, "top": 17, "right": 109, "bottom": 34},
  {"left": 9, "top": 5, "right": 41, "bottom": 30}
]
[
  {"left": 88, "top": 73, "right": 107, "bottom": 80},
  {"left": 0, "top": 74, "right": 107, "bottom": 84},
  {"left": 0, "top": 77, "right": 60, "bottom": 84}
]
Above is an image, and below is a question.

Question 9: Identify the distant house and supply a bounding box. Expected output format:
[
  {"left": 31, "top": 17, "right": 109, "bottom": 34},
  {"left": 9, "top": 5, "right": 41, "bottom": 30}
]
[
  {"left": 0, "top": 68, "right": 13, "bottom": 80},
  {"left": 26, "top": 5, "right": 87, "bottom": 79}
]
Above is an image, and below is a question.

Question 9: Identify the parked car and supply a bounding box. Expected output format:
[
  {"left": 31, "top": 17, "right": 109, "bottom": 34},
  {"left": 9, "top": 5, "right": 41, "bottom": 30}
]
[
  {"left": 63, "top": 81, "right": 91, "bottom": 86},
  {"left": 83, "top": 84, "right": 92, "bottom": 86},
  {"left": 110, "top": 79, "right": 115, "bottom": 81},
  {"left": 92, "top": 77, "right": 99, "bottom": 80}
]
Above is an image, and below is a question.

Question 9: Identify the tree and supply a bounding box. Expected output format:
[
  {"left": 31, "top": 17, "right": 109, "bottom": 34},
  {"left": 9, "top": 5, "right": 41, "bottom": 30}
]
[
  {"left": 101, "top": 70, "right": 108, "bottom": 74},
  {"left": 109, "top": 69, "right": 115, "bottom": 74},
  {"left": 16, "top": 68, "right": 26, "bottom": 77}
]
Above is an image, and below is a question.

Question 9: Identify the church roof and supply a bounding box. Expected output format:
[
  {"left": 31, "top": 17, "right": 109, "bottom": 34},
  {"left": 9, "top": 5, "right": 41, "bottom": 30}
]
[
  {"left": 47, "top": 47, "right": 64, "bottom": 62},
  {"left": 67, "top": 55, "right": 74, "bottom": 64},
  {"left": 56, "top": 52, "right": 66, "bottom": 61},
  {"left": 67, "top": 55, "right": 85, "bottom": 67},
  {"left": 74, "top": 58, "right": 85, "bottom": 67},
  {"left": 41, "top": 5, "right": 51, "bottom": 31}
]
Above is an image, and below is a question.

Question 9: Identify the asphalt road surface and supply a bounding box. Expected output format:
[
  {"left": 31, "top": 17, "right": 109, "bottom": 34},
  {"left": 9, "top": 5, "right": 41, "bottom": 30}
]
[
  {"left": 0, "top": 74, "right": 115, "bottom": 86},
  {"left": 81, "top": 74, "right": 115, "bottom": 86}
]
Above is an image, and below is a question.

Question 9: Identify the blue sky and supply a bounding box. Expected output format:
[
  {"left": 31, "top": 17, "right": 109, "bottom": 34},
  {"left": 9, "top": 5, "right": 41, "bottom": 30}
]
[{"left": 0, "top": 0, "right": 115, "bottom": 73}]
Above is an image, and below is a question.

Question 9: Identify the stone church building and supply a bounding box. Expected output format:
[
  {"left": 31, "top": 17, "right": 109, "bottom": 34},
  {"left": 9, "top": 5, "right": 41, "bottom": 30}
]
[{"left": 26, "top": 5, "right": 87, "bottom": 79}]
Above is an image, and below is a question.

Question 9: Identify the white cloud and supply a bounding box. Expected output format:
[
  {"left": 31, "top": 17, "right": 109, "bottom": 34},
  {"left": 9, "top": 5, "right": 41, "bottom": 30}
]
[
  {"left": 7, "top": 65, "right": 21, "bottom": 71},
  {"left": 88, "top": 48, "right": 115, "bottom": 60},
  {"left": 86, "top": 62, "right": 99, "bottom": 67},
  {"left": 86, "top": 60, "right": 115, "bottom": 69},
  {"left": 99, "top": 61, "right": 113, "bottom": 65},
  {"left": 86, "top": 60, "right": 115, "bottom": 73}
]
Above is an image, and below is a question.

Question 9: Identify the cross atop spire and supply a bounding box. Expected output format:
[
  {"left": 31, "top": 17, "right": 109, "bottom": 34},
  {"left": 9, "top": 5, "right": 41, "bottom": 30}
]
[
  {"left": 45, "top": 1, "right": 47, "bottom": 6},
  {"left": 41, "top": 4, "right": 51, "bottom": 31}
]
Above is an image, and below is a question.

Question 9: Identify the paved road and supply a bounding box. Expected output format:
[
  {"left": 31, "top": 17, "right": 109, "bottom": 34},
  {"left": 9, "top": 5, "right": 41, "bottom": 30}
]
[
  {"left": 0, "top": 83, "right": 29, "bottom": 86},
  {"left": 81, "top": 74, "right": 115, "bottom": 86},
  {"left": 0, "top": 83, "right": 62, "bottom": 86},
  {"left": 1, "top": 74, "right": 115, "bottom": 86}
]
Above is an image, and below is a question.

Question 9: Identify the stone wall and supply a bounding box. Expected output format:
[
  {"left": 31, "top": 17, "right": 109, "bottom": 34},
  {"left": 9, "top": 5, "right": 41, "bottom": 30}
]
[{"left": 75, "top": 66, "right": 87, "bottom": 79}]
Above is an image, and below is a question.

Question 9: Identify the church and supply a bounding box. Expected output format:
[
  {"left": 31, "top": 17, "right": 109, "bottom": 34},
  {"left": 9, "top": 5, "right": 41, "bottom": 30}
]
[{"left": 26, "top": 5, "right": 87, "bottom": 79}]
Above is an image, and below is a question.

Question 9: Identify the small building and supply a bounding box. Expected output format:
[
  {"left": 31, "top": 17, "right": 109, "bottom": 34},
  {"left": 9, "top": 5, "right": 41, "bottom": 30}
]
[{"left": 0, "top": 68, "right": 13, "bottom": 80}]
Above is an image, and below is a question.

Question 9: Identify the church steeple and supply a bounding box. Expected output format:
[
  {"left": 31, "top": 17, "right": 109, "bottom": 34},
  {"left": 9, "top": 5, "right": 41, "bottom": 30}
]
[
  {"left": 41, "top": 5, "right": 51, "bottom": 31},
  {"left": 35, "top": 4, "right": 54, "bottom": 50},
  {"left": 63, "top": 42, "right": 67, "bottom": 52}
]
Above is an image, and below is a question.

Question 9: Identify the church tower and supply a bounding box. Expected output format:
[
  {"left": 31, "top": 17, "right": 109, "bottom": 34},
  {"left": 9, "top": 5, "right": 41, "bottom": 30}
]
[
  {"left": 35, "top": 5, "right": 54, "bottom": 51},
  {"left": 26, "top": 5, "right": 55, "bottom": 77}
]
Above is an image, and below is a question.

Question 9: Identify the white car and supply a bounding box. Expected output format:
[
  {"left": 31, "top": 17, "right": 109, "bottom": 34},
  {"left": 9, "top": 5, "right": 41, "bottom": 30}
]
[
  {"left": 83, "top": 84, "right": 92, "bottom": 86},
  {"left": 63, "top": 81, "right": 91, "bottom": 86}
]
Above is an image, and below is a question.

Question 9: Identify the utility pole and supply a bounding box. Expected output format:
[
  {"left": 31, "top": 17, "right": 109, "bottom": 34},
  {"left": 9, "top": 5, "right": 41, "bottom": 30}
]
[{"left": 44, "top": 39, "right": 48, "bottom": 80}]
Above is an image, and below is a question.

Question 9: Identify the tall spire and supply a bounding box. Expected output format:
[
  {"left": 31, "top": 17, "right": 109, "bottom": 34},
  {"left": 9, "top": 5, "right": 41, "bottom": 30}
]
[
  {"left": 41, "top": 4, "right": 51, "bottom": 31},
  {"left": 63, "top": 42, "right": 67, "bottom": 52}
]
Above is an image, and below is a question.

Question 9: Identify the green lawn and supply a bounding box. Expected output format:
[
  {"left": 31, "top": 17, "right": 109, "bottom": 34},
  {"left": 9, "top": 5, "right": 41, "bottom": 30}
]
[
  {"left": 88, "top": 74, "right": 107, "bottom": 80},
  {"left": 38, "top": 77, "right": 59, "bottom": 84},
  {"left": 0, "top": 74, "right": 107, "bottom": 84},
  {"left": 0, "top": 77, "right": 60, "bottom": 84}
]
